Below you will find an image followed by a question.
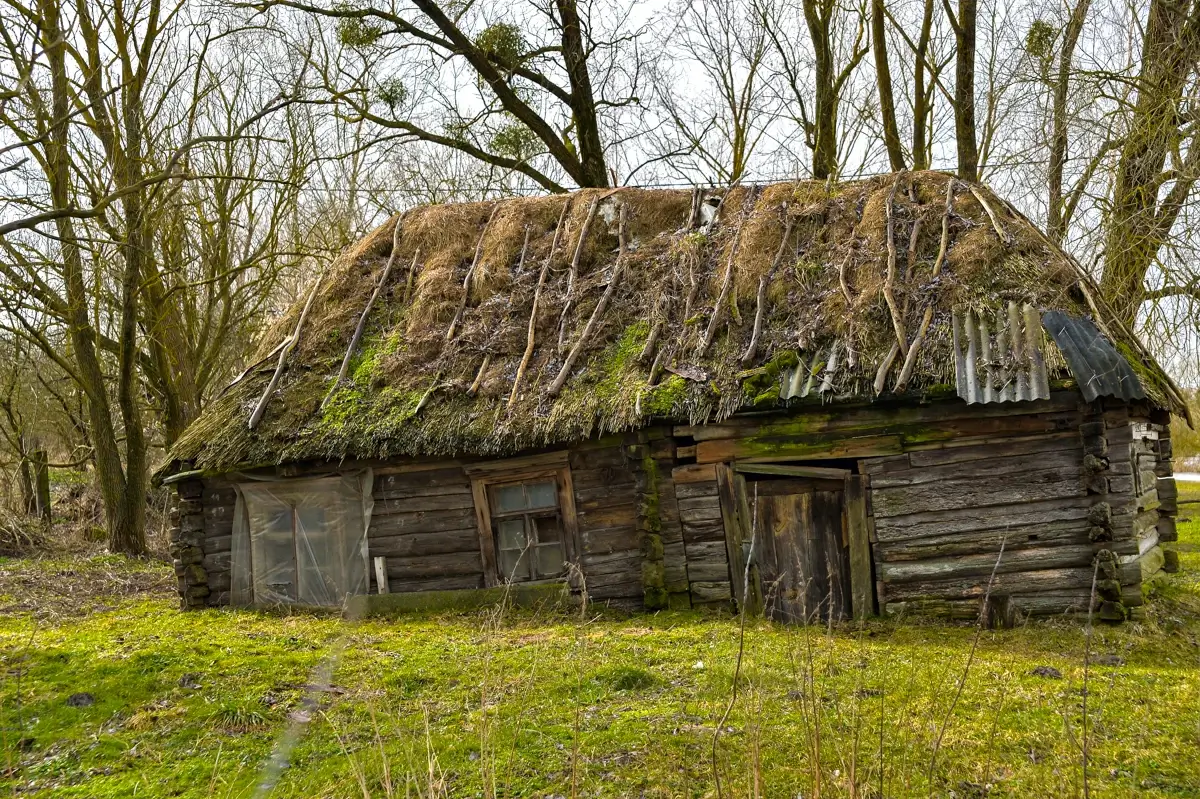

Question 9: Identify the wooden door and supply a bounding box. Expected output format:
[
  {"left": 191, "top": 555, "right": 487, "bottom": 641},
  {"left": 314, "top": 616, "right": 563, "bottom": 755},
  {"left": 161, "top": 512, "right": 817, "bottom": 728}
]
[{"left": 749, "top": 478, "right": 851, "bottom": 623}]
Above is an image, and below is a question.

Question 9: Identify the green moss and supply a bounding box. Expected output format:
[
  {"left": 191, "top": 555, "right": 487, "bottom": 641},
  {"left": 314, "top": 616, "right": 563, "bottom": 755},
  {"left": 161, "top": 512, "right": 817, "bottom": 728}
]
[
  {"left": 643, "top": 375, "right": 688, "bottom": 417},
  {"left": 922, "top": 382, "right": 958, "bottom": 399},
  {"left": 741, "top": 349, "right": 800, "bottom": 403}
]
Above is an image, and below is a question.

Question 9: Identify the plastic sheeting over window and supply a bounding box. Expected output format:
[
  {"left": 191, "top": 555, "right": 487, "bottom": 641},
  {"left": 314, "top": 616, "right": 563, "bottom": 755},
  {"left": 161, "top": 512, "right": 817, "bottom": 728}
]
[{"left": 230, "top": 472, "right": 373, "bottom": 607}]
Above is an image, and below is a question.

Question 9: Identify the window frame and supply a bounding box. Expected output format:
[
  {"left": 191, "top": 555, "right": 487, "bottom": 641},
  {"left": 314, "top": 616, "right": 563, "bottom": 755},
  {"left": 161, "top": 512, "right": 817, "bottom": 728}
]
[{"left": 466, "top": 453, "right": 579, "bottom": 588}]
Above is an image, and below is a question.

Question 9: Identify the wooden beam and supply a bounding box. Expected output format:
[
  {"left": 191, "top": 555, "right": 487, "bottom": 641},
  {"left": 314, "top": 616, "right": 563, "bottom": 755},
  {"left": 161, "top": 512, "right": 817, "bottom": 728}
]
[
  {"left": 845, "top": 475, "right": 874, "bottom": 619},
  {"left": 734, "top": 463, "right": 851, "bottom": 480},
  {"left": 715, "top": 464, "right": 747, "bottom": 610}
]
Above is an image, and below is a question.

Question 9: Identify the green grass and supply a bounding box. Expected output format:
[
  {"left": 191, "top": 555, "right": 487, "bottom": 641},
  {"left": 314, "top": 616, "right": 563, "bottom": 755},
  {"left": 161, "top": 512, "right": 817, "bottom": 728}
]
[{"left": 1, "top": 497, "right": 1198, "bottom": 798}]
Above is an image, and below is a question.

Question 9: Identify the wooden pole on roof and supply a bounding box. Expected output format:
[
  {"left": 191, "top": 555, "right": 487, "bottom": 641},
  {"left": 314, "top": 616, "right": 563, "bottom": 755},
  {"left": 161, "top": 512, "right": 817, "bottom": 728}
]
[
  {"left": 321, "top": 212, "right": 407, "bottom": 410},
  {"left": 894, "top": 179, "right": 957, "bottom": 393},
  {"left": 509, "top": 201, "right": 570, "bottom": 409},
  {"left": 557, "top": 197, "right": 601, "bottom": 351},
  {"left": 882, "top": 175, "right": 909, "bottom": 359},
  {"left": 249, "top": 261, "right": 330, "bottom": 430},
  {"left": 446, "top": 203, "right": 501, "bottom": 342},
  {"left": 549, "top": 200, "right": 628, "bottom": 397},
  {"left": 741, "top": 206, "right": 793, "bottom": 366}
]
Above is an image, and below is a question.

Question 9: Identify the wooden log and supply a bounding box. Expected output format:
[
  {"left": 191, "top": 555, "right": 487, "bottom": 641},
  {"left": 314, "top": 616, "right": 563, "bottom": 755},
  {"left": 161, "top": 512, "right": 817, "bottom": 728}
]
[
  {"left": 510, "top": 212, "right": 562, "bottom": 409},
  {"left": 905, "top": 431, "right": 1081, "bottom": 467},
  {"left": 872, "top": 495, "right": 1093, "bottom": 541},
  {"left": 388, "top": 574, "right": 485, "bottom": 594},
  {"left": 733, "top": 463, "right": 851, "bottom": 479},
  {"left": 878, "top": 544, "right": 1097, "bottom": 584},
  {"left": 369, "top": 528, "right": 482, "bottom": 558},
  {"left": 370, "top": 509, "right": 477, "bottom": 536},
  {"left": 698, "top": 206, "right": 749, "bottom": 356},
  {"left": 373, "top": 493, "right": 476, "bottom": 514},
  {"left": 884, "top": 566, "right": 1097, "bottom": 602},
  {"left": 697, "top": 434, "right": 904, "bottom": 464},
  {"left": 870, "top": 469, "right": 1086, "bottom": 518},
  {"left": 741, "top": 208, "right": 793, "bottom": 365},
  {"left": 384, "top": 551, "right": 486, "bottom": 580},
  {"left": 557, "top": 197, "right": 602, "bottom": 351},
  {"left": 580, "top": 524, "right": 641, "bottom": 556},
  {"left": 869, "top": 448, "right": 1082, "bottom": 489},
  {"left": 690, "top": 580, "right": 732, "bottom": 603},
  {"left": 681, "top": 518, "right": 725, "bottom": 546},
  {"left": 874, "top": 520, "right": 1094, "bottom": 561},
  {"left": 881, "top": 176, "right": 908, "bottom": 358}
]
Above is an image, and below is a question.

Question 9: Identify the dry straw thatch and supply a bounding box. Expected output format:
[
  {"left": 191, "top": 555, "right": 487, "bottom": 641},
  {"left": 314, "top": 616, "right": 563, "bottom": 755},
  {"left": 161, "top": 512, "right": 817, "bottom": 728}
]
[{"left": 162, "top": 171, "right": 1183, "bottom": 475}]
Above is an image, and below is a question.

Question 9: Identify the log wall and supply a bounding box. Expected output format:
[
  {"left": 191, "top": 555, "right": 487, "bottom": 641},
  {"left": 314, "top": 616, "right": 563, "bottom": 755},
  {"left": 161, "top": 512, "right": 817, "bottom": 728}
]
[{"left": 166, "top": 390, "right": 1176, "bottom": 623}]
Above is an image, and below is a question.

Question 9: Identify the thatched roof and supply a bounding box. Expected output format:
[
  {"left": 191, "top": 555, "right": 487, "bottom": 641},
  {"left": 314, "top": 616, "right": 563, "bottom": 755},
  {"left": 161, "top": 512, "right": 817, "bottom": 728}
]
[{"left": 161, "top": 171, "right": 1187, "bottom": 478}]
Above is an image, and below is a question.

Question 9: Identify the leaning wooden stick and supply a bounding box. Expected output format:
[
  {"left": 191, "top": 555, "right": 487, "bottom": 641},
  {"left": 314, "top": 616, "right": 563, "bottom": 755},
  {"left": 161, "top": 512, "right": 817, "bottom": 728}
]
[
  {"left": 467, "top": 354, "right": 490, "bottom": 396},
  {"left": 893, "top": 179, "right": 956, "bottom": 393},
  {"left": 741, "top": 207, "right": 794, "bottom": 365},
  {"left": 881, "top": 176, "right": 908, "bottom": 359},
  {"left": 249, "top": 264, "right": 329, "bottom": 430},
  {"left": 446, "top": 204, "right": 501, "bottom": 342},
  {"left": 969, "top": 185, "right": 1011, "bottom": 244},
  {"left": 698, "top": 204, "right": 751, "bottom": 356},
  {"left": 322, "top": 213, "right": 406, "bottom": 409},
  {"left": 557, "top": 197, "right": 601, "bottom": 351},
  {"left": 509, "top": 202, "right": 570, "bottom": 409},
  {"left": 549, "top": 201, "right": 628, "bottom": 397}
]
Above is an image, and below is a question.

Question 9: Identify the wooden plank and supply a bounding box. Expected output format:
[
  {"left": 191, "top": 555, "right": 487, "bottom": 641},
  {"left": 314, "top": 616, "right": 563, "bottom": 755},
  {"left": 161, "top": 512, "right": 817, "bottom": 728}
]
[
  {"left": 873, "top": 520, "right": 1095, "bottom": 561},
  {"left": 389, "top": 574, "right": 485, "bottom": 593},
  {"left": 676, "top": 495, "right": 723, "bottom": 521},
  {"left": 581, "top": 550, "right": 642, "bottom": 579},
  {"left": 368, "top": 528, "right": 481, "bottom": 558},
  {"left": 715, "top": 464, "right": 748, "bottom": 608},
  {"left": 845, "top": 475, "right": 873, "bottom": 618},
  {"left": 684, "top": 540, "right": 730, "bottom": 582},
  {"left": 374, "top": 468, "right": 471, "bottom": 497},
  {"left": 577, "top": 501, "right": 637, "bottom": 531},
  {"left": 681, "top": 518, "right": 725, "bottom": 545},
  {"left": 374, "top": 557, "right": 390, "bottom": 594},
  {"left": 464, "top": 450, "right": 568, "bottom": 476},
  {"left": 672, "top": 463, "right": 718, "bottom": 483},
  {"left": 674, "top": 480, "right": 720, "bottom": 500},
  {"left": 734, "top": 463, "right": 851, "bottom": 479},
  {"left": 557, "top": 464, "right": 581, "bottom": 575},
  {"left": 374, "top": 459, "right": 463, "bottom": 476},
  {"left": 580, "top": 524, "right": 641, "bottom": 555},
  {"left": 568, "top": 446, "right": 628, "bottom": 471},
  {"left": 697, "top": 435, "right": 904, "bottom": 464},
  {"left": 471, "top": 478, "right": 499, "bottom": 588}
]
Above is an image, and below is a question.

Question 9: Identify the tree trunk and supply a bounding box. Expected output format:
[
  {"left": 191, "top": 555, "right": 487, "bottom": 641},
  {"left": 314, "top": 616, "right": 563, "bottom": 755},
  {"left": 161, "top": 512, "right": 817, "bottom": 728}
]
[
  {"left": 40, "top": 0, "right": 147, "bottom": 556},
  {"left": 950, "top": 0, "right": 978, "bottom": 180},
  {"left": 29, "top": 449, "right": 51, "bottom": 524},
  {"left": 556, "top": 0, "right": 609, "bottom": 187},
  {"left": 804, "top": 0, "right": 838, "bottom": 179},
  {"left": 1101, "top": 0, "right": 1200, "bottom": 326},
  {"left": 872, "top": 0, "right": 906, "bottom": 171},
  {"left": 1047, "top": 0, "right": 1092, "bottom": 244},
  {"left": 912, "top": 0, "right": 936, "bottom": 169}
]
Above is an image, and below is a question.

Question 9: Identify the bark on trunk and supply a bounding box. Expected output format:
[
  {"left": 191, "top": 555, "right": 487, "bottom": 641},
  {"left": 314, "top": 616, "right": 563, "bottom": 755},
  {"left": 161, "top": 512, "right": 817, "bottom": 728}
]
[{"left": 872, "top": 0, "right": 906, "bottom": 171}]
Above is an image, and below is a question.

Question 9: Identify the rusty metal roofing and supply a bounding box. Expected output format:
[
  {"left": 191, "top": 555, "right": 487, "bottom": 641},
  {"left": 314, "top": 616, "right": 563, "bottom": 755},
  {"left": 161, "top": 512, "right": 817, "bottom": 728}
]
[
  {"left": 1041, "top": 310, "right": 1146, "bottom": 403},
  {"left": 951, "top": 302, "right": 1052, "bottom": 404}
]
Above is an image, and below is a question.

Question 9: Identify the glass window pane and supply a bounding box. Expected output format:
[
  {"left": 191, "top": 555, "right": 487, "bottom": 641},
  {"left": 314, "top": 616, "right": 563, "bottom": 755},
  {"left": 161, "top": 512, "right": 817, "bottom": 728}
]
[
  {"left": 526, "top": 481, "right": 558, "bottom": 509},
  {"left": 496, "top": 519, "right": 526, "bottom": 550},
  {"left": 494, "top": 485, "right": 527, "bottom": 513},
  {"left": 532, "top": 515, "right": 561, "bottom": 543},
  {"left": 534, "top": 544, "right": 564, "bottom": 578},
  {"left": 499, "top": 548, "right": 529, "bottom": 582}
]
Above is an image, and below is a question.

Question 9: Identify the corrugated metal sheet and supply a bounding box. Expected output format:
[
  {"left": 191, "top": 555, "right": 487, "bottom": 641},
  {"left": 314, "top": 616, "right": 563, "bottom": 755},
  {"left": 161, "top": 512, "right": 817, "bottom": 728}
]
[
  {"left": 779, "top": 340, "right": 841, "bottom": 400},
  {"left": 952, "top": 302, "right": 1051, "bottom": 404},
  {"left": 1041, "top": 310, "right": 1146, "bottom": 403}
]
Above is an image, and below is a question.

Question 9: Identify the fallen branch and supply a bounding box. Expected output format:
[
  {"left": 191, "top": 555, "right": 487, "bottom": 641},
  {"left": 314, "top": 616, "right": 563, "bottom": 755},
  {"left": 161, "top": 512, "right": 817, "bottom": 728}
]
[
  {"left": 639, "top": 320, "right": 662, "bottom": 362},
  {"left": 414, "top": 372, "right": 442, "bottom": 414},
  {"left": 741, "top": 207, "right": 794, "bottom": 365},
  {"left": 872, "top": 342, "right": 900, "bottom": 396},
  {"left": 557, "top": 197, "right": 602, "bottom": 351},
  {"left": 549, "top": 201, "right": 628, "bottom": 397},
  {"left": 838, "top": 250, "right": 855, "bottom": 306},
  {"left": 509, "top": 204, "right": 568, "bottom": 409},
  {"left": 322, "top": 212, "right": 407, "bottom": 409},
  {"left": 893, "top": 179, "right": 957, "bottom": 393},
  {"left": 446, "top": 204, "right": 501, "bottom": 342},
  {"left": 249, "top": 263, "right": 329, "bottom": 429}
]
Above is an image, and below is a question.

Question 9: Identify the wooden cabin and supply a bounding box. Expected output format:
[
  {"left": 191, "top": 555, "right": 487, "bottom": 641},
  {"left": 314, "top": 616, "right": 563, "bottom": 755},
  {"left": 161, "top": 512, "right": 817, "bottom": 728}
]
[{"left": 156, "top": 172, "right": 1189, "bottom": 624}]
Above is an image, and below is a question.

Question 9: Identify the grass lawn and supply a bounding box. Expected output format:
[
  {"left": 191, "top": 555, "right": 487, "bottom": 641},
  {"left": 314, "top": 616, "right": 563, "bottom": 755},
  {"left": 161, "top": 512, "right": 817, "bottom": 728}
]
[{"left": 1, "top": 488, "right": 1198, "bottom": 798}]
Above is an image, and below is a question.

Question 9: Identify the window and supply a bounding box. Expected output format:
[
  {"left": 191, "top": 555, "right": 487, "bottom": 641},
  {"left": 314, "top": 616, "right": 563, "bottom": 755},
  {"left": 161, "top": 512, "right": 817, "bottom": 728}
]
[
  {"left": 491, "top": 480, "right": 565, "bottom": 582},
  {"left": 466, "top": 453, "right": 580, "bottom": 588}
]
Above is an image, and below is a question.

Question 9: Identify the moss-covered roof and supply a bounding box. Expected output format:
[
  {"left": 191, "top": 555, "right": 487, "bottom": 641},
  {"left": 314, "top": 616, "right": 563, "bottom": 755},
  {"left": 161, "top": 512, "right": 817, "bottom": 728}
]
[{"left": 160, "top": 171, "right": 1187, "bottom": 478}]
